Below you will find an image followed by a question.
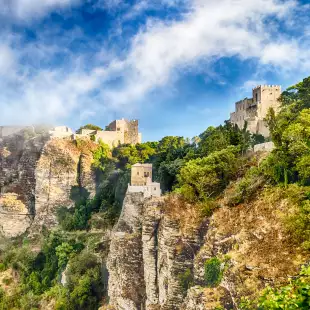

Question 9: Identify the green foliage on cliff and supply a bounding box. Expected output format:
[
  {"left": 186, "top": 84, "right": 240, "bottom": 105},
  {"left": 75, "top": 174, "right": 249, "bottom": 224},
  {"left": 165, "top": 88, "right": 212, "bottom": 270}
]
[
  {"left": 2, "top": 76, "right": 310, "bottom": 309},
  {"left": 204, "top": 257, "right": 223, "bottom": 287},
  {"left": 258, "top": 265, "right": 310, "bottom": 309},
  {"left": 265, "top": 77, "right": 310, "bottom": 185},
  {"left": 77, "top": 124, "right": 103, "bottom": 132},
  {"left": 179, "top": 268, "right": 194, "bottom": 293},
  {"left": 112, "top": 142, "right": 157, "bottom": 169},
  {"left": 240, "top": 265, "right": 310, "bottom": 310},
  {"left": 0, "top": 231, "right": 104, "bottom": 310},
  {"left": 227, "top": 166, "right": 266, "bottom": 206},
  {"left": 175, "top": 146, "right": 239, "bottom": 202},
  {"left": 92, "top": 140, "right": 114, "bottom": 173}
]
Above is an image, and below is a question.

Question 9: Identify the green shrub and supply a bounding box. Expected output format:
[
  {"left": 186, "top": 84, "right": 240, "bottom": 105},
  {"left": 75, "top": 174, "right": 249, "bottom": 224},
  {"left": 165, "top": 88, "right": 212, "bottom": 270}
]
[
  {"left": 258, "top": 265, "right": 310, "bottom": 309},
  {"left": 179, "top": 268, "right": 193, "bottom": 292},
  {"left": 199, "top": 199, "right": 219, "bottom": 217},
  {"left": 0, "top": 263, "right": 6, "bottom": 271},
  {"left": 65, "top": 252, "right": 104, "bottom": 310},
  {"left": 227, "top": 167, "right": 266, "bottom": 206},
  {"left": 285, "top": 199, "right": 310, "bottom": 250},
  {"left": 204, "top": 257, "right": 223, "bottom": 287}
]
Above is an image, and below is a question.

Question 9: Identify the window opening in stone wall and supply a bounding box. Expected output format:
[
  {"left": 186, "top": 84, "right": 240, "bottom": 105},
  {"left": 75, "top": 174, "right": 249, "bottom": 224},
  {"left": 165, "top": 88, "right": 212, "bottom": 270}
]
[
  {"left": 154, "top": 187, "right": 156, "bottom": 191},
  {"left": 255, "top": 93, "right": 258, "bottom": 102},
  {"left": 117, "top": 127, "right": 120, "bottom": 131},
  {"left": 144, "top": 172, "right": 150, "bottom": 177},
  {"left": 137, "top": 172, "right": 139, "bottom": 175}
]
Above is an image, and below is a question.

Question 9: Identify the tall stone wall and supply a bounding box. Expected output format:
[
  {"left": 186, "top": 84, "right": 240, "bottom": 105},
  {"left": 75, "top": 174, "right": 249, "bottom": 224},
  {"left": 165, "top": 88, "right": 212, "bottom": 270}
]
[
  {"left": 124, "top": 120, "right": 139, "bottom": 144},
  {"left": 95, "top": 131, "right": 123, "bottom": 148}
]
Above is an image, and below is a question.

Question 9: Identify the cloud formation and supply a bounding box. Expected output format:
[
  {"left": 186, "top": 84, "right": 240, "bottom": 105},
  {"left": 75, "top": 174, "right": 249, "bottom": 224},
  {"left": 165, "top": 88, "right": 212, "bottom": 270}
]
[
  {"left": 0, "top": 0, "right": 80, "bottom": 20},
  {"left": 102, "top": 0, "right": 308, "bottom": 103},
  {"left": 0, "top": 0, "right": 310, "bottom": 126}
]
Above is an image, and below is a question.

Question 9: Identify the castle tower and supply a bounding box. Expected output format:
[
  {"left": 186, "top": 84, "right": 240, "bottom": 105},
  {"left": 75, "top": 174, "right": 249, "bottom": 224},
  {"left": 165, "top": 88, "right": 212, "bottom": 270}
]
[
  {"left": 252, "top": 85, "right": 281, "bottom": 118},
  {"left": 128, "top": 163, "right": 161, "bottom": 197},
  {"left": 230, "top": 85, "right": 281, "bottom": 137}
]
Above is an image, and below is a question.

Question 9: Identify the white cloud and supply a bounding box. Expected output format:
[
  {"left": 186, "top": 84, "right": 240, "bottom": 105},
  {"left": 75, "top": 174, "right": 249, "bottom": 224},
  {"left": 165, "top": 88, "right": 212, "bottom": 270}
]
[
  {"left": 1, "top": 0, "right": 310, "bottom": 126},
  {"left": 0, "top": 0, "right": 80, "bottom": 20},
  {"left": 0, "top": 44, "right": 16, "bottom": 75},
  {"left": 105, "top": 0, "right": 304, "bottom": 105}
]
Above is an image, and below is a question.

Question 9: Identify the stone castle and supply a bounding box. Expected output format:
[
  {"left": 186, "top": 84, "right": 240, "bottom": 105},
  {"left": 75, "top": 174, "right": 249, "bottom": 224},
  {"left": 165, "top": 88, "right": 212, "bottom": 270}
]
[
  {"left": 76, "top": 118, "right": 142, "bottom": 147},
  {"left": 0, "top": 118, "right": 142, "bottom": 148},
  {"left": 230, "top": 85, "right": 281, "bottom": 136},
  {"left": 127, "top": 163, "right": 161, "bottom": 198}
]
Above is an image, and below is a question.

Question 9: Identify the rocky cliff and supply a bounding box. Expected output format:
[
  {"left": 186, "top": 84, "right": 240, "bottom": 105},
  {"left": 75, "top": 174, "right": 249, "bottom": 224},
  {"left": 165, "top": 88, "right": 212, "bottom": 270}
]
[
  {"left": 106, "top": 190, "right": 310, "bottom": 310},
  {"left": 106, "top": 193, "right": 208, "bottom": 310},
  {"left": 0, "top": 130, "right": 98, "bottom": 238}
]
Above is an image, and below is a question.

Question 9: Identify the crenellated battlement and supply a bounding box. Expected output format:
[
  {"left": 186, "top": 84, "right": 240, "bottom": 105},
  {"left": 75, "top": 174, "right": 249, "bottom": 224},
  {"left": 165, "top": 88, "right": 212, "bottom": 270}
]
[{"left": 230, "top": 84, "right": 282, "bottom": 137}]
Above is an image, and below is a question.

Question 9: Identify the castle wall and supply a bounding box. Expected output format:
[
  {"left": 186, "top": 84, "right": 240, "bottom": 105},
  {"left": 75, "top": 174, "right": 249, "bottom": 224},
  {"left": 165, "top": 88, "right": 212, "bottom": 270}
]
[
  {"left": 254, "top": 85, "right": 281, "bottom": 118},
  {"left": 95, "top": 131, "right": 122, "bottom": 148},
  {"left": 127, "top": 183, "right": 161, "bottom": 198},
  {"left": 79, "top": 129, "right": 96, "bottom": 135},
  {"left": 231, "top": 98, "right": 253, "bottom": 129},
  {"left": 125, "top": 120, "right": 139, "bottom": 144},
  {"left": 107, "top": 119, "right": 141, "bottom": 145}
]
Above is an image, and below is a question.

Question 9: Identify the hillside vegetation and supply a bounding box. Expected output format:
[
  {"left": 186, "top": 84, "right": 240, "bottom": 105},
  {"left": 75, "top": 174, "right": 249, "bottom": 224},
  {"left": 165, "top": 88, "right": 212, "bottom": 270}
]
[{"left": 0, "top": 77, "right": 310, "bottom": 309}]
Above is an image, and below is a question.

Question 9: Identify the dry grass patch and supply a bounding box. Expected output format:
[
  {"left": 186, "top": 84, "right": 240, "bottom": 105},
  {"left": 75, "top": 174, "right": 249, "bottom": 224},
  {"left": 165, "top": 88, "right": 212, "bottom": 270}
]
[
  {"left": 163, "top": 194, "right": 207, "bottom": 236},
  {"left": 210, "top": 186, "right": 310, "bottom": 301},
  {"left": 0, "top": 193, "right": 27, "bottom": 213}
]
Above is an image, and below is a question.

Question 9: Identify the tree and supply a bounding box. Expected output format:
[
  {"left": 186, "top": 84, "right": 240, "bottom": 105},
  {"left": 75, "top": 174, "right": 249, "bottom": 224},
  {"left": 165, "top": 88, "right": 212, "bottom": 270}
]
[
  {"left": 113, "top": 143, "right": 156, "bottom": 169},
  {"left": 175, "top": 146, "right": 239, "bottom": 202},
  {"left": 77, "top": 124, "right": 103, "bottom": 133},
  {"left": 56, "top": 242, "right": 74, "bottom": 269},
  {"left": 197, "top": 121, "right": 250, "bottom": 157}
]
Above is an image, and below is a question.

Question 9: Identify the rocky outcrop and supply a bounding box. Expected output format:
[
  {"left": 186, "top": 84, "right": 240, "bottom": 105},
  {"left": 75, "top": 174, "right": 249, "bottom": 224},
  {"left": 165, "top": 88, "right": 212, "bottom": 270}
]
[
  {"left": 107, "top": 193, "right": 207, "bottom": 310},
  {"left": 0, "top": 131, "right": 98, "bottom": 237},
  {"left": 107, "top": 192, "right": 146, "bottom": 310},
  {"left": 0, "top": 130, "right": 49, "bottom": 237},
  {"left": 107, "top": 189, "right": 310, "bottom": 310},
  {"left": 31, "top": 138, "right": 97, "bottom": 232}
]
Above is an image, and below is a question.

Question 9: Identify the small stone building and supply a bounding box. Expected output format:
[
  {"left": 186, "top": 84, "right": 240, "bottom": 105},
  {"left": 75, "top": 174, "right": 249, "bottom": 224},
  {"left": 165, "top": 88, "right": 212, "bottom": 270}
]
[
  {"left": 230, "top": 85, "right": 281, "bottom": 137},
  {"left": 128, "top": 163, "right": 161, "bottom": 198}
]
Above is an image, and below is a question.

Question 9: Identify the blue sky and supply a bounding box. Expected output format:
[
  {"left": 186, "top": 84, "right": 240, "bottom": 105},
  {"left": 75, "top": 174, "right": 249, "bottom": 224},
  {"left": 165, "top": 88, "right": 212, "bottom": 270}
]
[{"left": 0, "top": 0, "right": 310, "bottom": 141}]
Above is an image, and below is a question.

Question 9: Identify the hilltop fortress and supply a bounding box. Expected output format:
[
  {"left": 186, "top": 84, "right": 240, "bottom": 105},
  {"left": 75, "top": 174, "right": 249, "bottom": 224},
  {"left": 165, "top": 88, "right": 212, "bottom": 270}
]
[
  {"left": 76, "top": 118, "right": 142, "bottom": 147},
  {"left": 0, "top": 118, "right": 142, "bottom": 148},
  {"left": 230, "top": 85, "right": 281, "bottom": 137}
]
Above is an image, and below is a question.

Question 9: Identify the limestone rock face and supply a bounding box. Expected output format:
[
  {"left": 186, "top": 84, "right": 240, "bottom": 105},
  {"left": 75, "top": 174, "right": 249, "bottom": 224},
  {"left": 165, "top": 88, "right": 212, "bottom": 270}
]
[
  {"left": 181, "top": 286, "right": 234, "bottom": 310},
  {"left": 107, "top": 193, "right": 206, "bottom": 310},
  {"left": 0, "top": 131, "right": 49, "bottom": 237},
  {"left": 0, "top": 132, "right": 98, "bottom": 237},
  {"left": 106, "top": 189, "right": 309, "bottom": 310},
  {"left": 107, "top": 192, "right": 146, "bottom": 310}
]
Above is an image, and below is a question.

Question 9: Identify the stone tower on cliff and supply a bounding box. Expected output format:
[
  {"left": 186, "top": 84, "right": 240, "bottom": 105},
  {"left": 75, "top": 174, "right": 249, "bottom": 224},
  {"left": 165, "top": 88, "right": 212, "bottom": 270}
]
[{"left": 230, "top": 85, "right": 281, "bottom": 137}]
